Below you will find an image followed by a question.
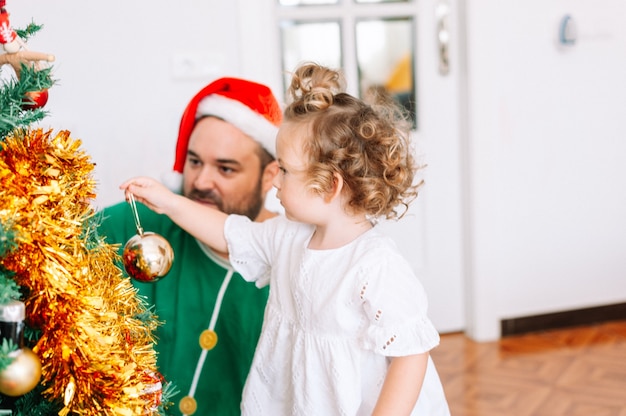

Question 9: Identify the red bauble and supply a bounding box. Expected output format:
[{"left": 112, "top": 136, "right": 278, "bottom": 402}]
[{"left": 22, "top": 89, "right": 49, "bottom": 110}]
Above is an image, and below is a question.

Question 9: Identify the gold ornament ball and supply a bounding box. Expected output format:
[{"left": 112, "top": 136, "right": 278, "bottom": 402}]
[
  {"left": 0, "top": 348, "right": 42, "bottom": 397},
  {"left": 123, "top": 232, "right": 174, "bottom": 283}
]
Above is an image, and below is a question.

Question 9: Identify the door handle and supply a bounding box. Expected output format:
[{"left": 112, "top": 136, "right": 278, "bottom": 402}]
[{"left": 436, "top": 0, "right": 451, "bottom": 75}]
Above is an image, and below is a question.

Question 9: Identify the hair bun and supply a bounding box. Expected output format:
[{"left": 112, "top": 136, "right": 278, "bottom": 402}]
[{"left": 287, "top": 62, "right": 345, "bottom": 112}]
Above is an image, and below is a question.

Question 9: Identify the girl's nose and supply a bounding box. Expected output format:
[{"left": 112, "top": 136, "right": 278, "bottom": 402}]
[{"left": 272, "top": 174, "right": 282, "bottom": 190}]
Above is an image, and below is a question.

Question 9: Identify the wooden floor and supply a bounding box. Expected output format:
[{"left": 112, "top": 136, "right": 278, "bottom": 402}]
[{"left": 430, "top": 320, "right": 626, "bottom": 416}]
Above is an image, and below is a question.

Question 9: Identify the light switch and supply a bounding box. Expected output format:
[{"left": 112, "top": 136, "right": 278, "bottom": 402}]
[{"left": 170, "top": 52, "right": 222, "bottom": 80}]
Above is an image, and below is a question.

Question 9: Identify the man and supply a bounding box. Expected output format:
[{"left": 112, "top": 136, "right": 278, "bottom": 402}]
[{"left": 99, "top": 78, "right": 282, "bottom": 416}]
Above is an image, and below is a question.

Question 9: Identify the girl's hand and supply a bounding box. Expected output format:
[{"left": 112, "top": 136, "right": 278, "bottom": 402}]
[
  {"left": 120, "top": 176, "right": 176, "bottom": 215},
  {"left": 120, "top": 176, "right": 230, "bottom": 253}
]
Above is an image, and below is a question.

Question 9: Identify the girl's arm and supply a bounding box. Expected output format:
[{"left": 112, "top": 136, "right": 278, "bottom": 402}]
[
  {"left": 371, "top": 352, "right": 429, "bottom": 416},
  {"left": 120, "top": 176, "right": 229, "bottom": 253}
]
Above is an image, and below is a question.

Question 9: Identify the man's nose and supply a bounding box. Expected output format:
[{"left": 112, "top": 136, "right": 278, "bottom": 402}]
[{"left": 193, "top": 167, "right": 217, "bottom": 190}]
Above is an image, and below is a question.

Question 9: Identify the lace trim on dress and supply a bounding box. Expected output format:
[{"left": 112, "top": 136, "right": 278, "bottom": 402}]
[{"left": 362, "top": 316, "right": 440, "bottom": 356}]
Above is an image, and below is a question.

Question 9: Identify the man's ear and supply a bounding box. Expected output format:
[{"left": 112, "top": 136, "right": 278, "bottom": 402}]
[
  {"left": 261, "top": 160, "right": 280, "bottom": 194},
  {"left": 325, "top": 172, "right": 344, "bottom": 203}
]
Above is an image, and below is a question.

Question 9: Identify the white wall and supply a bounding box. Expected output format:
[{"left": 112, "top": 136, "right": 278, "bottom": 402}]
[
  {"left": 7, "top": 0, "right": 246, "bottom": 209},
  {"left": 464, "top": 0, "right": 626, "bottom": 340}
]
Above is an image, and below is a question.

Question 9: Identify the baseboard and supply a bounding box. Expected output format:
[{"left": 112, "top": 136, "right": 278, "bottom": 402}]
[{"left": 500, "top": 302, "right": 626, "bottom": 337}]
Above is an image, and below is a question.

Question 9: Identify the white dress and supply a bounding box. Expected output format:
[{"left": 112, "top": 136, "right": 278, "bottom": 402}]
[{"left": 225, "top": 215, "right": 450, "bottom": 416}]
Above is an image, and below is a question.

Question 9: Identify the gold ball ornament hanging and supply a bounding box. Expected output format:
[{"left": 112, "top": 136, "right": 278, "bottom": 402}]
[
  {"left": 0, "top": 348, "right": 42, "bottom": 397},
  {"left": 0, "top": 300, "right": 42, "bottom": 396},
  {"left": 123, "top": 194, "right": 174, "bottom": 283},
  {"left": 123, "top": 232, "right": 174, "bottom": 283}
]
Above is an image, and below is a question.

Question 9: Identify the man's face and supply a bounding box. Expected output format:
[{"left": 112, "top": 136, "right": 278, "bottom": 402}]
[{"left": 182, "top": 117, "right": 272, "bottom": 220}]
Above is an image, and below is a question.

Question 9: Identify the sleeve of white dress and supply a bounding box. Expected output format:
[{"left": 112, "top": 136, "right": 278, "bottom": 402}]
[
  {"left": 358, "top": 242, "right": 441, "bottom": 357},
  {"left": 224, "top": 214, "right": 273, "bottom": 288}
]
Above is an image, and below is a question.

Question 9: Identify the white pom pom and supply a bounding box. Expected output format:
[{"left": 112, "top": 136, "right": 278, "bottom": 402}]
[{"left": 161, "top": 171, "right": 183, "bottom": 194}]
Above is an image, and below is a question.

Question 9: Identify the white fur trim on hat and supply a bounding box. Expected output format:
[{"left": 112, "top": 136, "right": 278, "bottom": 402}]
[{"left": 196, "top": 94, "right": 279, "bottom": 156}]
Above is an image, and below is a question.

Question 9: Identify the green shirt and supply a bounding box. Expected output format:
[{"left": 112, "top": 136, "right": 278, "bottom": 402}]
[{"left": 99, "top": 201, "right": 268, "bottom": 416}]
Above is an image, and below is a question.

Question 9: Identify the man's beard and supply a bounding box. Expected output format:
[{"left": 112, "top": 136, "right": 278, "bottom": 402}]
[{"left": 186, "top": 183, "right": 265, "bottom": 221}]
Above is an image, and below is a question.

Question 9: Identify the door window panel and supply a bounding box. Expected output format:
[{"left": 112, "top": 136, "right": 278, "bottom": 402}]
[
  {"left": 356, "top": 17, "right": 415, "bottom": 125},
  {"left": 277, "top": 1, "right": 418, "bottom": 128},
  {"left": 280, "top": 20, "right": 342, "bottom": 89}
]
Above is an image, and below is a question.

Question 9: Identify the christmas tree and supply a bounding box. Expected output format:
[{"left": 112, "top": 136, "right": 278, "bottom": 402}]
[{"left": 0, "top": 3, "right": 171, "bottom": 415}]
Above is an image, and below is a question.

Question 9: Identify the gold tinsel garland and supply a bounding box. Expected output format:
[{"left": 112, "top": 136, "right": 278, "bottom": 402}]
[{"left": 0, "top": 128, "right": 163, "bottom": 415}]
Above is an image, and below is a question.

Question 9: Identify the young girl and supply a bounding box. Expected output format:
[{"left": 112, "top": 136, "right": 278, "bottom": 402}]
[{"left": 121, "top": 63, "right": 450, "bottom": 415}]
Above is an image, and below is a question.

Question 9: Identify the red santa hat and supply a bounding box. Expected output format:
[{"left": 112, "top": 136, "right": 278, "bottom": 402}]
[{"left": 173, "top": 77, "right": 282, "bottom": 172}]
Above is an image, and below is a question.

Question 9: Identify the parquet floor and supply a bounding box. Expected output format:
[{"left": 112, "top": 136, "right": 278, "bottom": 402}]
[{"left": 430, "top": 320, "right": 626, "bottom": 416}]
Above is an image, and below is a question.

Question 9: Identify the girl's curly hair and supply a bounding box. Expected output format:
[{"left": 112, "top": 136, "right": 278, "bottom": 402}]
[{"left": 284, "top": 62, "right": 422, "bottom": 220}]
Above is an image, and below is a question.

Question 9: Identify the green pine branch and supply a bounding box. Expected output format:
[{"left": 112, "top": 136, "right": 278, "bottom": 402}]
[
  {"left": 14, "top": 22, "right": 44, "bottom": 43},
  {"left": 0, "top": 221, "right": 19, "bottom": 260},
  {"left": 0, "top": 274, "right": 21, "bottom": 305},
  {"left": 0, "top": 339, "right": 19, "bottom": 370},
  {"left": 4, "top": 384, "right": 63, "bottom": 416},
  {"left": 0, "top": 65, "right": 55, "bottom": 140}
]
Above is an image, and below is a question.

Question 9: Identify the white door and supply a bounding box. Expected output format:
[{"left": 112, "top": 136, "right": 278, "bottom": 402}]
[{"left": 236, "top": 0, "right": 466, "bottom": 333}]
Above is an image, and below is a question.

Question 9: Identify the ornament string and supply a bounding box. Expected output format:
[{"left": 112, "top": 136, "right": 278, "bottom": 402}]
[{"left": 127, "top": 193, "right": 144, "bottom": 236}]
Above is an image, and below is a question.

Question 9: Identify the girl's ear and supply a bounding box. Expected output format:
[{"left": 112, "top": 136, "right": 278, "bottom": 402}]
[{"left": 325, "top": 172, "right": 344, "bottom": 203}]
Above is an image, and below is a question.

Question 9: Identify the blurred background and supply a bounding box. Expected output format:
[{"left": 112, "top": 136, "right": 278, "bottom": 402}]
[{"left": 5, "top": 0, "right": 626, "bottom": 341}]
